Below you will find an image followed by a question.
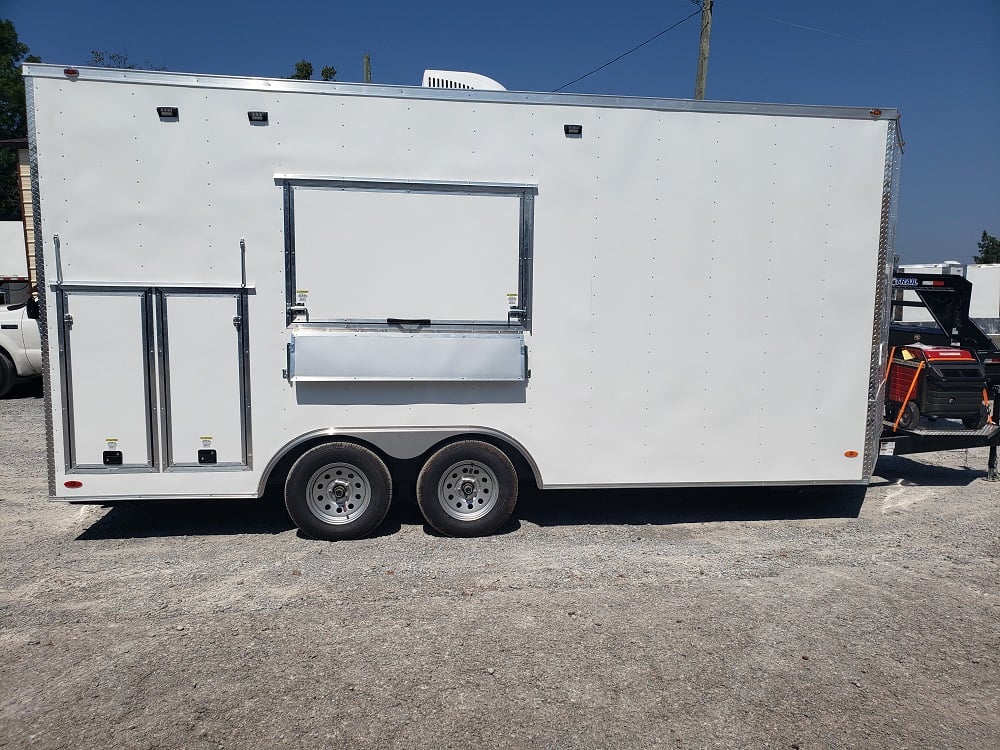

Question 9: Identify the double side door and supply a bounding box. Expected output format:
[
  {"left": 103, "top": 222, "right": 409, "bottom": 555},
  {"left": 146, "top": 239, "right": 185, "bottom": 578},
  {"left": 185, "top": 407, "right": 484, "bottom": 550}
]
[{"left": 58, "top": 287, "right": 250, "bottom": 472}]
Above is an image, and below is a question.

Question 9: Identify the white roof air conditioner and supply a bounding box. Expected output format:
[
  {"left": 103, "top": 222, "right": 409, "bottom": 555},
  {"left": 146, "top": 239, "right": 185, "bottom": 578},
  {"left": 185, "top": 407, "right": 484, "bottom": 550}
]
[{"left": 421, "top": 70, "right": 506, "bottom": 91}]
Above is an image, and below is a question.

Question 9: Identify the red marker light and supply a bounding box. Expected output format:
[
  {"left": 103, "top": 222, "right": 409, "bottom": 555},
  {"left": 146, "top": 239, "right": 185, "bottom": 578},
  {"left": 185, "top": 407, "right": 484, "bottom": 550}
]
[
  {"left": 64, "top": 480, "right": 83, "bottom": 489},
  {"left": 870, "top": 109, "right": 882, "bottom": 118},
  {"left": 64, "top": 68, "right": 79, "bottom": 78}
]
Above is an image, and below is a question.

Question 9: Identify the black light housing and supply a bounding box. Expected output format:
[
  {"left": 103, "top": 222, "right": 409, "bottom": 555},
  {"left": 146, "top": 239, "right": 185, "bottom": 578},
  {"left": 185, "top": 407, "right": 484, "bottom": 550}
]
[
  {"left": 564, "top": 124, "right": 583, "bottom": 136},
  {"left": 157, "top": 106, "right": 179, "bottom": 118},
  {"left": 247, "top": 111, "right": 269, "bottom": 123}
]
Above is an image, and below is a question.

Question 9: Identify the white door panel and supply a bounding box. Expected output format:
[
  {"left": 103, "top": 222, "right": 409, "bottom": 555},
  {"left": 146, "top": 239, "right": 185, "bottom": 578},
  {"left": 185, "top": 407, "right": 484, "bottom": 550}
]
[
  {"left": 161, "top": 293, "right": 248, "bottom": 467},
  {"left": 63, "top": 292, "right": 153, "bottom": 468}
]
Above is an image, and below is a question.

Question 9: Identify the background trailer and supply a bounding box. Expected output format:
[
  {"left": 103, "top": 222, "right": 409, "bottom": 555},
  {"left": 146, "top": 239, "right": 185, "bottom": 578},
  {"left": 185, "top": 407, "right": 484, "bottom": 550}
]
[{"left": 24, "top": 64, "right": 901, "bottom": 538}]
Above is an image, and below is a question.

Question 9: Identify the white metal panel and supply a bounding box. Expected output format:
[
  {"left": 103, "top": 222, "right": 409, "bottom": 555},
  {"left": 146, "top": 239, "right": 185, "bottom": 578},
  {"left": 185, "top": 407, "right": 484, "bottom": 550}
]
[
  {"left": 292, "top": 187, "right": 521, "bottom": 323},
  {"left": 965, "top": 265, "right": 1000, "bottom": 319},
  {"left": 163, "top": 294, "right": 245, "bottom": 465},
  {"left": 28, "top": 67, "right": 896, "bottom": 498},
  {"left": 65, "top": 293, "right": 150, "bottom": 467},
  {"left": 0, "top": 221, "right": 27, "bottom": 279},
  {"left": 291, "top": 329, "right": 525, "bottom": 381}
]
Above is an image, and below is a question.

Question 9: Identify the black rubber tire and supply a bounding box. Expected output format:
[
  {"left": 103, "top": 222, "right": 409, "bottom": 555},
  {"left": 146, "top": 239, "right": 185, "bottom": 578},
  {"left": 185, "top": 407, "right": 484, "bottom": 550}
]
[
  {"left": 897, "top": 401, "right": 920, "bottom": 430},
  {"left": 963, "top": 409, "right": 989, "bottom": 430},
  {"left": 416, "top": 440, "right": 518, "bottom": 537},
  {"left": 0, "top": 350, "right": 15, "bottom": 398},
  {"left": 284, "top": 442, "right": 392, "bottom": 541}
]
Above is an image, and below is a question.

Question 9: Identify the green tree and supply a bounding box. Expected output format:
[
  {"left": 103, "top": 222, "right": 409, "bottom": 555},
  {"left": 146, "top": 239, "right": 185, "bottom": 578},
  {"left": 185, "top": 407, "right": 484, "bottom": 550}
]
[
  {"left": 973, "top": 231, "right": 1000, "bottom": 264},
  {"left": 0, "top": 18, "right": 40, "bottom": 221},
  {"left": 288, "top": 60, "right": 313, "bottom": 80},
  {"left": 89, "top": 49, "right": 165, "bottom": 70},
  {"left": 287, "top": 60, "right": 337, "bottom": 81}
]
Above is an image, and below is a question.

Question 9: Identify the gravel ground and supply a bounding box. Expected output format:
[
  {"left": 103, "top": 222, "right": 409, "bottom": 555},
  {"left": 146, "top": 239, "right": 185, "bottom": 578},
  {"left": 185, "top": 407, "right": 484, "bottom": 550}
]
[{"left": 1, "top": 382, "right": 998, "bottom": 749}]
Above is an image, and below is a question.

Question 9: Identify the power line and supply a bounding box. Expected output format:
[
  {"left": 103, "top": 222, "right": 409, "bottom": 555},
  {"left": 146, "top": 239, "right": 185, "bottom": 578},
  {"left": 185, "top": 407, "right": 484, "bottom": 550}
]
[
  {"left": 723, "top": 4, "right": 898, "bottom": 51},
  {"left": 552, "top": 9, "right": 702, "bottom": 93}
]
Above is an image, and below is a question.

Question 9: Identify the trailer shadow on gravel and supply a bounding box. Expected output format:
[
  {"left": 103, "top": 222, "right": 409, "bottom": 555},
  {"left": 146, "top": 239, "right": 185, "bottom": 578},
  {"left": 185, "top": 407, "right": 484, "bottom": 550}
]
[
  {"left": 510, "top": 484, "right": 868, "bottom": 529},
  {"left": 75, "top": 488, "right": 434, "bottom": 541},
  {"left": 874, "top": 455, "right": 990, "bottom": 488},
  {"left": 76, "top": 491, "right": 297, "bottom": 540},
  {"left": 2, "top": 379, "right": 43, "bottom": 400},
  {"left": 76, "top": 484, "right": 872, "bottom": 540}
]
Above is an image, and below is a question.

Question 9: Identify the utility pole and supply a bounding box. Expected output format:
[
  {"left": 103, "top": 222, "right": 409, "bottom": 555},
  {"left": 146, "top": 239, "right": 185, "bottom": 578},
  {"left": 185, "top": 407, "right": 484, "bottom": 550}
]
[
  {"left": 363, "top": 54, "right": 372, "bottom": 83},
  {"left": 694, "top": 0, "right": 713, "bottom": 100}
]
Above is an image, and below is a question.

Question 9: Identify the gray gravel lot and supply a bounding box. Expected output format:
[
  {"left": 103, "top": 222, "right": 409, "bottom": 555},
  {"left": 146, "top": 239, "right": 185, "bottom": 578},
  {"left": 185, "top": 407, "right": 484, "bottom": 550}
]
[{"left": 1, "top": 382, "right": 998, "bottom": 749}]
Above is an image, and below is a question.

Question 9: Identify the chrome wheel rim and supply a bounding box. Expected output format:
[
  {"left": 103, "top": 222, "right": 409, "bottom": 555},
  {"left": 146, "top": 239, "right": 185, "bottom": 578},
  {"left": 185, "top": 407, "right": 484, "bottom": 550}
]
[
  {"left": 437, "top": 460, "right": 499, "bottom": 521},
  {"left": 305, "top": 462, "right": 372, "bottom": 524}
]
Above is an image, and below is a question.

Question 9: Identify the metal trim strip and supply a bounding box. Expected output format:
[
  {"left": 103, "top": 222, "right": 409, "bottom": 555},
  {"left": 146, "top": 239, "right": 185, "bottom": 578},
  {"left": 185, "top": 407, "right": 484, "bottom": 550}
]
[
  {"left": 862, "top": 120, "right": 902, "bottom": 478},
  {"left": 275, "top": 176, "right": 539, "bottom": 195},
  {"left": 51, "top": 493, "right": 260, "bottom": 503},
  {"left": 542, "top": 480, "right": 871, "bottom": 490},
  {"left": 22, "top": 64, "right": 899, "bottom": 121},
  {"left": 238, "top": 289, "right": 253, "bottom": 469},
  {"left": 25, "top": 78, "right": 56, "bottom": 499},
  {"left": 282, "top": 182, "right": 296, "bottom": 326},
  {"left": 52, "top": 283, "right": 254, "bottom": 292}
]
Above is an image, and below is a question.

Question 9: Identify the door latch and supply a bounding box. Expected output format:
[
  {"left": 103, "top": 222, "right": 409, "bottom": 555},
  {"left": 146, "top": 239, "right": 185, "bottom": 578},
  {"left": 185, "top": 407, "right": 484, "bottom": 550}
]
[{"left": 288, "top": 304, "right": 310, "bottom": 323}]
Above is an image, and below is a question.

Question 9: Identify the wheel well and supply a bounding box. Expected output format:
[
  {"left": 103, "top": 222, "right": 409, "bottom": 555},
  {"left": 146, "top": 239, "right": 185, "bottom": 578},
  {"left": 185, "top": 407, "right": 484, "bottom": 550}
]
[
  {"left": 417, "top": 433, "right": 540, "bottom": 490},
  {"left": 261, "top": 435, "right": 396, "bottom": 495},
  {"left": 260, "top": 431, "right": 541, "bottom": 496}
]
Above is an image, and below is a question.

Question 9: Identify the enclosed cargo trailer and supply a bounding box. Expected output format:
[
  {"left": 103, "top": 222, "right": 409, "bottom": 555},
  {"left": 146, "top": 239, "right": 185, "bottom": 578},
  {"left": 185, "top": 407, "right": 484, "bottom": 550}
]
[{"left": 23, "top": 64, "right": 902, "bottom": 538}]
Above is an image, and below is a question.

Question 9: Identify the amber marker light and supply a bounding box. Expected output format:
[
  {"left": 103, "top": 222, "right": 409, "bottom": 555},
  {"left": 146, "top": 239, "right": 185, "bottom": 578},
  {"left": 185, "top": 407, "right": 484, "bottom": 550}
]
[{"left": 844, "top": 451, "right": 859, "bottom": 458}]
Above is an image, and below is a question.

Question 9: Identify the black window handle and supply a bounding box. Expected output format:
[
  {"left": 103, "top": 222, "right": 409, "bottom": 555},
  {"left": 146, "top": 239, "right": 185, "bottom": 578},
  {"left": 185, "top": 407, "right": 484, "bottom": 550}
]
[{"left": 387, "top": 318, "right": 431, "bottom": 326}]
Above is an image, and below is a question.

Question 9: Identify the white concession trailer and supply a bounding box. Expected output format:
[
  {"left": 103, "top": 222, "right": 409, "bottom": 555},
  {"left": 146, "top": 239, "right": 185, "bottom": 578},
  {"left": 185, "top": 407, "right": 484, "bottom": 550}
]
[{"left": 22, "top": 64, "right": 902, "bottom": 538}]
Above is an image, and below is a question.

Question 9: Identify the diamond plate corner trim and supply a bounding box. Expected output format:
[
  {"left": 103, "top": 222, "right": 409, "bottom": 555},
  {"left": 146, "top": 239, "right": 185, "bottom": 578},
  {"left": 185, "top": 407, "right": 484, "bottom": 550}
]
[
  {"left": 863, "top": 120, "right": 903, "bottom": 479},
  {"left": 25, "top": 80, "right": 56, "bottom": 500}
]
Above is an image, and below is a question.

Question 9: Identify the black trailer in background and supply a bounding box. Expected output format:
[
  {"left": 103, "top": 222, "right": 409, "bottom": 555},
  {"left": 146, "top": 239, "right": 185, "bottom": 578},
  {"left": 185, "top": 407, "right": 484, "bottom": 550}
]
[{"left": 881, "top": 272, "right": 1000, "bottom": 478}]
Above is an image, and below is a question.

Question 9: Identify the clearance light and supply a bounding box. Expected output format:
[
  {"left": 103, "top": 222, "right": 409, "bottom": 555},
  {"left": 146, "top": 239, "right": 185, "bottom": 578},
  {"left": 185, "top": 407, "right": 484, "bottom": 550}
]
[
  {"left": 870, "top": 109, "right": 882, "bottom": 118},
  {"left": 64, "top": 68, "right": 79, "bottom": 79},
  {"left": 64, "top": 480, "right": 83, "bottom": 488},
  {"left": 844, "top": 451, "right": 859, "bottom": 458}
]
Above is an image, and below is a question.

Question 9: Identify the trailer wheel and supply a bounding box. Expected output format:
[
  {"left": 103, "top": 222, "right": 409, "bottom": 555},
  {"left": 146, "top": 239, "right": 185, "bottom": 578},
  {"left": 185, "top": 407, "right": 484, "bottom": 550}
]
[
  {"left": 963, "top": 409, "right": 989, "bottom": 430},
  {"left": 284, "top": 442, "right": 392, "bottom": 541},
  {"left": 898, "top": 402, "right": 920, "bottom": 430},
  {"left": 416, "top": 440, "right": 518, "bottom": 537},
  {"left": 0, "top": 351, "right": 15, "bottom": 398}
]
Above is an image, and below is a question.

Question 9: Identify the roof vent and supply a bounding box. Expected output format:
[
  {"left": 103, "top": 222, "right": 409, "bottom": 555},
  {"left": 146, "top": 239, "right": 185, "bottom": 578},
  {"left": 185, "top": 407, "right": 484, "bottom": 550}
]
[{"left": 421, "top": 70, "right": 506, "bottom": 91}]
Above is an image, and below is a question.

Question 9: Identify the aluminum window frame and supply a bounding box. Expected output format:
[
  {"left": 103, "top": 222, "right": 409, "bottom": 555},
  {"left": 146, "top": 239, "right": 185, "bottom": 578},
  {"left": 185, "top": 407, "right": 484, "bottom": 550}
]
[{"left": 279, "top": 176, "right": 536, "bottom": 332}]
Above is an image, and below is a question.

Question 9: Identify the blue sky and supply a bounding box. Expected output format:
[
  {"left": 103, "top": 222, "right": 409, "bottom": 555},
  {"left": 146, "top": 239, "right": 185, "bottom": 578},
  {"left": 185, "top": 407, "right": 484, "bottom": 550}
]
[{"left": 7, "top": 0, "right": 999, "bottom": 263}]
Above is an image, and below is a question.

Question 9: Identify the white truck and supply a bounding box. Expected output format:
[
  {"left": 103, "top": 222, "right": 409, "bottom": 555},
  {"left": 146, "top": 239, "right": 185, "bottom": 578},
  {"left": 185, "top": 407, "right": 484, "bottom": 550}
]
[
  {"left": 22, "top": 63, "right": 902, "bottom": 539},
  {"left": 0, "top": 301, "right": 41, "bottom": 396}
]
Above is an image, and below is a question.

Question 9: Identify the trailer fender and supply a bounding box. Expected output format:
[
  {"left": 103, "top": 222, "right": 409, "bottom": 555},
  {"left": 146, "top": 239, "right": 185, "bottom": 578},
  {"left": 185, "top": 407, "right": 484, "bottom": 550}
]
[{"left": 257, "top": 427, "right": 542, "bottom": 497}]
